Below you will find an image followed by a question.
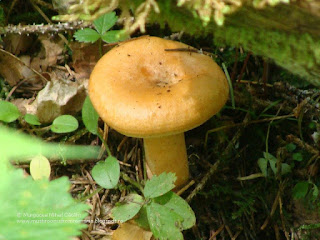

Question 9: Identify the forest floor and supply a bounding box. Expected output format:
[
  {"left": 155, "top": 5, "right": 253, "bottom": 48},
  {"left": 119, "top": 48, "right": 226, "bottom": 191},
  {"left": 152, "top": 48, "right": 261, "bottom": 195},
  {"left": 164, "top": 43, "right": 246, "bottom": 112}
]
[{"left": 1, "top": 1, "right": 320, "bottom": 240}]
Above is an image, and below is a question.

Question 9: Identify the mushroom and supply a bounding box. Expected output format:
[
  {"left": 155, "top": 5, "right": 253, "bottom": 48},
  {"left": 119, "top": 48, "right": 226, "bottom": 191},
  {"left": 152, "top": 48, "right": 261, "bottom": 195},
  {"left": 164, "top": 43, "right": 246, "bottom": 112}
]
[{"left": 89, "top": 36, "right": 229, "bottom": 187}]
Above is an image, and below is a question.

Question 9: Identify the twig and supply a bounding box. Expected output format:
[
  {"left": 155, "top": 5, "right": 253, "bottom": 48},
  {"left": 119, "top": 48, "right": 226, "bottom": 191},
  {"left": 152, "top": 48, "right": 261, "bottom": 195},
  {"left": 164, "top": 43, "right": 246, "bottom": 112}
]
[
  {"left": 209, "top": 224, "right": 225, "bottom": 240},
  {"left": 2, "top": 21, "right": 92, "bottom": 35},
  {"left": 176, "top": 180, "right": 195, "bottom": 196},
  {"left": 30, "top": 0, "right": 69, "bottom": 47},
  {"left": 237, "top": 52, "right": 252, "bottom": 83},
  {"left": 0, "top": 49, "right": 48, "bottom": 84},
  {"left": 187, "top": 113, "right": 250, "bottom": 202},
  {"left": 205, "top": 114, "right": 295, "bottom": 146}
]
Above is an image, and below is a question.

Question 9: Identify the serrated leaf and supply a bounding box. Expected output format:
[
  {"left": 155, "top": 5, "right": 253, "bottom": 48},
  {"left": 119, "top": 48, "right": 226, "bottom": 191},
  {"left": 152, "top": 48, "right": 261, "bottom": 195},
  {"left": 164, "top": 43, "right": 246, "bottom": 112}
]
[
  {"left": 93, "top": 12, "right": 118, "bottom": 35},
  {"left": 144, "top": 172, "right": 176, "bottom": 198},
  {"left": 74, "top": 28, "right": 100, "bottom": 43},
  {"left": 0, "top": 168, "right": 89, "bottom": 240},
  {"left": 111, "top": 194, "right": 144, "bottom": 222},
  {"left": 0, "top": 125, "right": 99, "bottom": 161},
  {"left": 82, "top": 96, "right": 99, "bottom": 134},
  {"left": 24, "top": 114, "right": 41, "bottom": 126},
  {"left": 92, "top": 156, "right": 120, "bottom": 189},
  {"left": 30, "top": 155, "right": 51, "bottom": 180},
  {"left": 257, "top": 158, "right": 268, "bottom": 177},
  {"left": 146, "top": 202, "right": 184, "bottom": 240},
  {"left": 101, "top": 30, "right": 127, "bottom": 43},
  {"left": 154, "top": 191, "right": 195, "bottom": 230},
  {"left": 134, "top": 205, "right": 150, "bottom": 230},
  {"left": 292, "top": 181, "right": 309, "bottom": 199},
  {"left": 51, "top": 115, "right": 79, "bottom": 133},
  {"left": 0, "top": 100, "right": 20, "bottom": 122}
]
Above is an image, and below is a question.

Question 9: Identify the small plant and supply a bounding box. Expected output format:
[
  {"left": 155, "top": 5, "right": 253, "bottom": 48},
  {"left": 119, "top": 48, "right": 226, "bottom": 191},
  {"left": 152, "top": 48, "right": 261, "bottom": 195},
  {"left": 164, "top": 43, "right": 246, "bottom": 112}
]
[
  {"left": 0, "top": 100, "right": 79, "bottom": 133},
  {"left": 73, "top": 12, "right": 128, "bottom": 56},
  {"left": 0, "top": 125, "right": 100, "bottom": 240},
  {"left": 111, "top": 173, "right": 196, "bottom": 240},
  {"left": 81, "top": 97, "right": 196, "bottom": 239},
  {"left": 257, "top": 152, "right": 291, "bottom": 177}
]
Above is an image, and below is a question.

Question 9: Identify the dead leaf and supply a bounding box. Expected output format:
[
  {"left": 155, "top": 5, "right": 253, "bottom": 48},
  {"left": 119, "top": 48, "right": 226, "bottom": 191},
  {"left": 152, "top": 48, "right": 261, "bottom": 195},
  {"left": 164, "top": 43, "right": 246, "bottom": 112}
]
[
  {"left": 112, "top": 221, "right": 152, "bottom": 240},
  {"left": 3, "top": 34, "right": 35, "bottom": 55},
  {"left": 37, "top": 36, "right": 65, "bottom": 71},
  {"left": 0, "top": 50, "right": 38, "bottom": 86},
  {"left": 32, "top": 70, "right": 86, "bottom": 123},
  {"left": 11, "top": 98, "right": 36, "bottom": 116},
  {"left": 71, "top": 41, "right": 111, "bottom": 80}
]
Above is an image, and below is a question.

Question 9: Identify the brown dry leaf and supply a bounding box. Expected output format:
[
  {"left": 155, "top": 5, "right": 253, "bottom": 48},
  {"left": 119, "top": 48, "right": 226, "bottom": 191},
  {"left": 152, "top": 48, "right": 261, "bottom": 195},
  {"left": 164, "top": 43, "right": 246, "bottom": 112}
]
[
  {"left": 0, "top": 50, "right": 38, "bottom": 86},
  {"left": 71, "top": 41, "right": 111, "bottom": 80},
  {"left": 37, "top": 36, "right": 65, "bottom": 71},
  {"left": 3, "top": 34, "right": 35, "bottom": 55},
  {"left": 11, "top": 98, "right": 37, "bottom": 116},
  {"left": 112, "top": 221, "right": 153, "bottom": 240},
  {"left": 32, "top": 70, "right": 86, "bottom": 123}
]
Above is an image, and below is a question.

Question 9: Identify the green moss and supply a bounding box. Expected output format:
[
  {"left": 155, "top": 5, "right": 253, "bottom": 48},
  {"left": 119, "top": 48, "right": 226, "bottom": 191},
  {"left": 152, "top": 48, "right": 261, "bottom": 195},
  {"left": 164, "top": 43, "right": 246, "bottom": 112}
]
[
  {"left": 213, "top": 25, "right": 320, "bottom": 86},
  {"left": 145, "top": 1, "right": 320, "bottom": 86}
]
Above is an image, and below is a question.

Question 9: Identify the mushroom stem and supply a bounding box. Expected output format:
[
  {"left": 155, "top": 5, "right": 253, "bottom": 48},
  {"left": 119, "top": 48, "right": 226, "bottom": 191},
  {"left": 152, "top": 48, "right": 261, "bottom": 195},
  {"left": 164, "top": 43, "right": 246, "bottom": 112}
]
[{"left": 143, "top": 133, "right": 189, "bottom": 187}]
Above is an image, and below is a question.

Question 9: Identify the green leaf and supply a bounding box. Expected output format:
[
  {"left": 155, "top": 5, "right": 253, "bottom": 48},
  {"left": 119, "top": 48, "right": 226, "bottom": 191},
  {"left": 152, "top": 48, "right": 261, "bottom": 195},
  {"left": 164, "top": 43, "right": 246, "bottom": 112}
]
[
  {"left": 292, "top": 152, "right": 303, "bottom": 161},
  {"left": 281, "top": 163, "right": 292, "bottom": 175},
  {"left": 312, "top": 184, "right": 319, "bottom": 201},
  {"left": 111, "top": 194, "right": 144, "bottom": 222},
  {"left": 101, "top": 30, "right": 127, "bottom": 43},
  {"left": 93, "top": 12, "right": 118, "bottom": 35},
  {"left": 74, "top": 28, "right": 100, "bottom": 43},
  {"left": 154, "top": 191, "right": 196, "bottom": 230},
  {"left": 257, "top": 158, "right": 268, "bottom": 177},
  {"left": 143, "top": 172, "right": 176, "bottom": 198},
  {"left": 0, "top": 168, "right": 89, "bottom": 240},
  {"left": 92, "top": 156, "right": 120, "bottom": 189},
  {"left": 292, "top": 181, "right": 310, "bottom": 199},
  {"left": 51, "top": 115, "right": 79, "bottom": 133},
  {"left": 24, "top": 114, "right": 41, "bottom": 125},
  {"left": 30, "top": 155, "right": 51, "bottom": 180},
  {"left": 146, "top": 201, "right": 184, "bottom": 240},
  {"left": 263, "top": 152, "right": 277, "bottom": 162},
  {"left": 0, "top": 125, "right": 99, "bottom": 161},
  {"left": 82, "top": 96, "right": 99, "bottom": 134},
  {"left": 285, "top": 143, "right": 296, "bottom": 152},
  {"left": 268, "top": 158, "right": 277, "bottom": 175},
  {"left": 0, "top": 100, "right": 20, "bottom": 122},
  {"left": 134, "top": 205, "right": 150, "bottom": 230}
]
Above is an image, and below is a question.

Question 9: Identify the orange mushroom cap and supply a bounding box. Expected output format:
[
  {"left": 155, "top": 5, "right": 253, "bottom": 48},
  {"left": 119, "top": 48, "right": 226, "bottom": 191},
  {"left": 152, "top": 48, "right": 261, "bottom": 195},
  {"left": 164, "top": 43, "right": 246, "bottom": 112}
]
[{"left": 89, "top": 36, "right": 229, "bottom": 138}]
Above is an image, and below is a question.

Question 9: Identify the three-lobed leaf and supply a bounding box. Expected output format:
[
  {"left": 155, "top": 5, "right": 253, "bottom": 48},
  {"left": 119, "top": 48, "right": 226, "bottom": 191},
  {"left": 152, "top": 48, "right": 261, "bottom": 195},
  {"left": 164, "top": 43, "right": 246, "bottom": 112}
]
[
  {"left": 146, "top": 202, "right": 184, "bottom": 240},
  {"left": 143, "top": 172, "right": 176, "bottom": 198},
  {"left": 92, "top": 156, "right": 120, "bottom": 189},
  {"left": 74, "top": 28, "right": 101, "bottom": 43},
  {"left": 93, "top": 12, "right": 118, "bottom": 35},
  {"left": 0, "top": 100, "right": 20, "bottom": 122},
  {"left": 111, "top": 194, "right": 144, "bottom": 222},
  {"left": 154, "top": 191, "right": 196, "bottom": 230},
  {"left": 101, "top": 30, "right": 128, "bottom": 43},
  {"left": 51, "top": 115, "right": 79, "bottom": 133}
]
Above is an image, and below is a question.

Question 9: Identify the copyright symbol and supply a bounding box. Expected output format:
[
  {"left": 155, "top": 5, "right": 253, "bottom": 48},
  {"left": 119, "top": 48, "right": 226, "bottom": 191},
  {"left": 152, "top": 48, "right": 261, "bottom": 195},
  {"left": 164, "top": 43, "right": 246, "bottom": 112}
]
[{"left": 17, "top": 213, "right": 21, "bottom": 218}]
